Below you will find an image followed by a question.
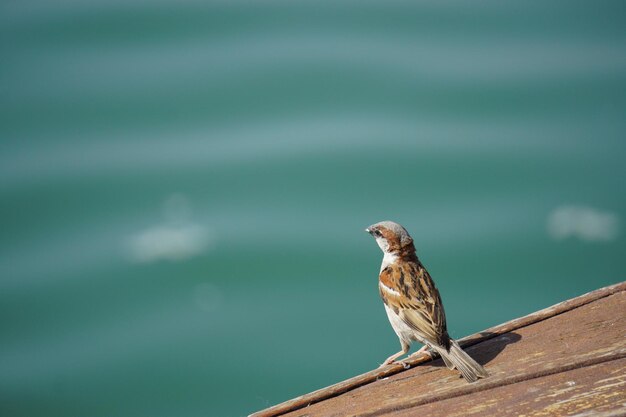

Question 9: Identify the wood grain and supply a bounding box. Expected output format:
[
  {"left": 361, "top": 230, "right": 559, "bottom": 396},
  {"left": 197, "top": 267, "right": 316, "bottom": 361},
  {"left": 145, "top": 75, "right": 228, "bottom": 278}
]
[
  {"left": 280, "top": 289, "right": 626, "bottom": 417},
  {"left": 249, "top": 281, "right": 626, "bottom": 417},
  {"left": 389, "top": 359, "right": 626, "bottom": 417}
]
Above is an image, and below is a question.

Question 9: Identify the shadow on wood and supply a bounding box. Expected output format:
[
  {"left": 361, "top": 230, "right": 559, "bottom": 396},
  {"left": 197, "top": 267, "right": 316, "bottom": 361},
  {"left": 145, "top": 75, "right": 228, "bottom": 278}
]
[
  {"left": 424, "top": 331, "right": 521, "bottom": 373},
  {"left": 250, "top": 281, "right": 626, "bottom": 417}
]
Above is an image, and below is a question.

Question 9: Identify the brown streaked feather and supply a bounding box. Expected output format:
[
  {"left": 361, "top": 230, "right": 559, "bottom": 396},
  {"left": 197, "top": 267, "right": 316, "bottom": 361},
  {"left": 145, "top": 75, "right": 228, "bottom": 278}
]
[
  {"left": 378, "top": 227, "right": 404, "bottom": 252},
  {"left": 379, "top": 261, "right": 450, "bottom": 350}
]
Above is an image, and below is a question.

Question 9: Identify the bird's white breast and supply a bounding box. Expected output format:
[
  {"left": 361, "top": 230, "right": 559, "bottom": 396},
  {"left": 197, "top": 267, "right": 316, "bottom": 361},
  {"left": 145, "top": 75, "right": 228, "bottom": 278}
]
[
  {"left": 380, "top": 251, "right": 398, "bottom": 273},
  {"left": 384, "top": 304, "right": 416, "bottom": 344}
]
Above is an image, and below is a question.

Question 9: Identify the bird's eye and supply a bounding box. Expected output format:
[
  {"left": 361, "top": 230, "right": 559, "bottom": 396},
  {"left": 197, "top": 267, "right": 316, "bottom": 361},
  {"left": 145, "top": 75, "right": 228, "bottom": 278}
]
[{"left": 374, "top": 230, "right": 382, "bottom": 237}]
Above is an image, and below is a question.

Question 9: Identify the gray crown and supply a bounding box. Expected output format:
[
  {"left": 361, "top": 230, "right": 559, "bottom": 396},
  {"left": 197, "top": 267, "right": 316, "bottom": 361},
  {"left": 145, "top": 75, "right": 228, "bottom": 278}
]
[{"left": 368, "top": 220, "right": 413, "bottom": 247}]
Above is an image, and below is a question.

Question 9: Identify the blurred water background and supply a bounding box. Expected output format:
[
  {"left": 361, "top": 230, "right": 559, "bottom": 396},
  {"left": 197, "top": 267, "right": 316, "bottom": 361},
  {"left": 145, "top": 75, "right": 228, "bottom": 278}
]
[{"left": 1, "top": 1, "right": 625, "bottom": 416}]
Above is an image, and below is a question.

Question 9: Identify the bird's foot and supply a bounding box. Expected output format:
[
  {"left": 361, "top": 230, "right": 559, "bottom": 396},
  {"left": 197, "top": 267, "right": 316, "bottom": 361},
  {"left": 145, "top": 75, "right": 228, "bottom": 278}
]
[
  {"left": 410, "top": 345, "right": 433, "bottom": 359},
  {"left": 378, "top": 360, "right": 393, "bottom": 368},
  {"left": 379, "top": 346, "right": 411, "bottom": 368},
  {"left": 378, "top": 360, "right": 411, "bottom": 369}
]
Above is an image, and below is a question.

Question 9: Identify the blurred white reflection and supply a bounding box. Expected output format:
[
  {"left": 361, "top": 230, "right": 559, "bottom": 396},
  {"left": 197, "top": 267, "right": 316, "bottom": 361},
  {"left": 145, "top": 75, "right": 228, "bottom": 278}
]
[
  {"left": 127, "top": 194, "right": 213, "bottom": 263},
  {"left": 547, "top": 205, "right": 620, "bottom": 242}
]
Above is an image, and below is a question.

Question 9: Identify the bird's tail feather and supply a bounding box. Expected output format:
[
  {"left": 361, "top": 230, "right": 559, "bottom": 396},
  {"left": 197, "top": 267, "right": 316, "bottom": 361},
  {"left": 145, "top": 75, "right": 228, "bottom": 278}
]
[{"left": 433, "top": 340, "right": 489, "bottom": 383}]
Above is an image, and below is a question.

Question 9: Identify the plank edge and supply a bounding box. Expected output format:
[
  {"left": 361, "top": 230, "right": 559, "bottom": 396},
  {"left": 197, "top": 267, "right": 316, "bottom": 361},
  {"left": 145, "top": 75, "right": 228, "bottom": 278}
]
[{"left": 249, "top": 280, "right": 626, "bottom": 417}]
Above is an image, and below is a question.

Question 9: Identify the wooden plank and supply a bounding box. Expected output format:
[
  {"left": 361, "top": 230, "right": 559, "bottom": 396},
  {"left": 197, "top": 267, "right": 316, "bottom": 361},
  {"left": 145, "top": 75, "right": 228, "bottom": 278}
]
[
  {"left": 275, "top": 286, "right": 626, "bottom": 417},
  {"left": 250, "top": 281, "right": 626, "bottom": 417},
  {"left": 389, "top": 358, "right": 626, "bottom": 417}
]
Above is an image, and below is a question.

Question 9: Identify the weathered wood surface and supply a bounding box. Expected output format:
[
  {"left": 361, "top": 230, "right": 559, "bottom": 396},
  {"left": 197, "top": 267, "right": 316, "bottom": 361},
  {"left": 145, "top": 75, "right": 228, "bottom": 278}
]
[
  {"left": 389, "top": 359, "right": 626, "bottom": 417},
  {"left": 250, "top": 281, "right": 626, "bottom": 417}
]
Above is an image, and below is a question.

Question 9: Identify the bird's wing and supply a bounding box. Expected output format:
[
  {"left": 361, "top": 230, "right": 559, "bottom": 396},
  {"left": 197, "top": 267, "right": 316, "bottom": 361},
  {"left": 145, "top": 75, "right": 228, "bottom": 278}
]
[{"left": 379, "top": 262, "right": 449, "bottom": 348}]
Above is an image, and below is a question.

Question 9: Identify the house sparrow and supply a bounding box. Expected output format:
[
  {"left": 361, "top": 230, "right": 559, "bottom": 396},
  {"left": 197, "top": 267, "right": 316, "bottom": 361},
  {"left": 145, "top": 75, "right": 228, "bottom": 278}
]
[{"left": 366, "top": 221, "right": 489, "bottom": 382}]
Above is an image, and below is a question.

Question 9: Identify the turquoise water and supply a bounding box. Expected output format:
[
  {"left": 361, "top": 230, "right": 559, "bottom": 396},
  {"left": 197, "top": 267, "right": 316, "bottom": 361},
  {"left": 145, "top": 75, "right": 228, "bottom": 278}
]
[{"left": 1, "top": 1, "right": 625, "bottom": 416}]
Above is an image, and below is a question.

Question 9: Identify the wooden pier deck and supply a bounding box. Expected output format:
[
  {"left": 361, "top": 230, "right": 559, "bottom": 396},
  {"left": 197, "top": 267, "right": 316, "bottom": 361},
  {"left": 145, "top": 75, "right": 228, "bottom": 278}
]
[{"left": 250, "top": 281, "right": 626, "bottom": 417}]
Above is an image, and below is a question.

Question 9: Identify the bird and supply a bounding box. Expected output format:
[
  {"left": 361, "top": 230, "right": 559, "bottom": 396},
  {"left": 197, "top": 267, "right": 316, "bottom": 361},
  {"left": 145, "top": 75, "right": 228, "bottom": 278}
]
[{"left": 365, "top": 220, "right": 489, "bottom": 382}]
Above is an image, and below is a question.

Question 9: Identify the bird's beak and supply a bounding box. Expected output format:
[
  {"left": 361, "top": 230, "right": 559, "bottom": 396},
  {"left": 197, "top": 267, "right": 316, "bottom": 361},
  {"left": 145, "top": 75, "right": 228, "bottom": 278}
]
[{"left": 365, "top": 228, "right": 371, "bottom": 234}]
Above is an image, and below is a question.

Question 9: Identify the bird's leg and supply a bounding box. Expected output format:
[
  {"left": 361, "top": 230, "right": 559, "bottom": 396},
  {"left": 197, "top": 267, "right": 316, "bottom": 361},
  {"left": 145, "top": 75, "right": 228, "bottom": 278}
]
[
  {"left": 410, "top": 344, "right": 433, "bottom": 359},
  {"left": 397, "top": 344, "right": 434, "bottom": 369},
  {"left": 380, "top": 340, "right": 410, "bottom": 367}
]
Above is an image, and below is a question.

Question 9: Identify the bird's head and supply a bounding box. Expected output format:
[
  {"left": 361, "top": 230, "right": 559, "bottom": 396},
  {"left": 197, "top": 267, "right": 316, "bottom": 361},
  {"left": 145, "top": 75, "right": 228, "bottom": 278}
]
[{"left": 365, "top": 221, "right": 414, "bottom": 254}]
